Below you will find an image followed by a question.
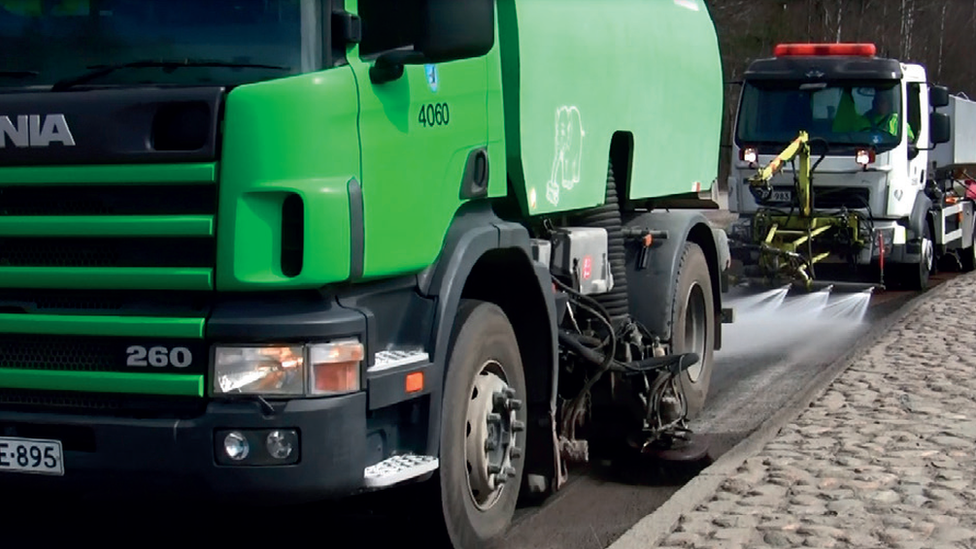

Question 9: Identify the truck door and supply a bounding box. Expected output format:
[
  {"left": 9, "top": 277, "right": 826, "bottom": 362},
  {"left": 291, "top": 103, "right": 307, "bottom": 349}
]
[
  {"left": 906, "top": 81, "right": 927, "bottom": 189},
  {"left": 349, "top": 0, "right": 489, "bottom": 278}
]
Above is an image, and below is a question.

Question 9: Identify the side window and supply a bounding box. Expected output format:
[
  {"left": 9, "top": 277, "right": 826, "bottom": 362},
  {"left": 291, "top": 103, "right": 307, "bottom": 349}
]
[
  {"left": 907, "top": 83, "right": 921, "bottom": 143},
  {"left": 358, "top": 0, "right": 420, "bottom": 57}
]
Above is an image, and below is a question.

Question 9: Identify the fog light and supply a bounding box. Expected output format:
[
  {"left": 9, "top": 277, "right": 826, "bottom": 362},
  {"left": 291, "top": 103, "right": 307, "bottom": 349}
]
[
  {"left": 266, "top": 430, "right": 295, "bottom": 460},
  {"left": 224, "top": 431, "right": 250, "bottom": 461}
]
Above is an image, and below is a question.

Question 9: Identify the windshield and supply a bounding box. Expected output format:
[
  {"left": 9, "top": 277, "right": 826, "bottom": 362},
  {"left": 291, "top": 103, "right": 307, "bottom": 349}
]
[
  {"left": 735, "top": 80, "right": 904, "bottom": 153},
  {"left": 0, "top": 0, "right": 303, "bottom": 89}
]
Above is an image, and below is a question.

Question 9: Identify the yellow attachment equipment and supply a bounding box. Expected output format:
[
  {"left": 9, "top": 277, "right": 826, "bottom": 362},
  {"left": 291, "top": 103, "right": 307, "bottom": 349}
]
[{"left": 740, "top": 131, "right": 872, "bottom": 292}]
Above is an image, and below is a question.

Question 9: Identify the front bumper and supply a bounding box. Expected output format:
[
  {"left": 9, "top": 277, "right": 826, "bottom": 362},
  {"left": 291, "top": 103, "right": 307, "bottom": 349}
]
[
  {"left": 0, "top": 393, "right": 367, "bottom": 503},
  {"left": 728, "top": 216, "right": 912, "bottom": 266}
]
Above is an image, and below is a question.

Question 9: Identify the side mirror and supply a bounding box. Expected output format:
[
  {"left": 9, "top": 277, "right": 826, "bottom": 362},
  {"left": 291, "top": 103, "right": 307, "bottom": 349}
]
[
  {"left": 930, "top": 85, "right": 950, "bottom": 109},
  {"left": 369, "top": 0, "right": 495, "bottom": 85},
  {"left": 418, "top": 0, "right": 495, "bottom": 63},
  {"left": 930, "top": 112, "right": 951, "bottom": 145}
]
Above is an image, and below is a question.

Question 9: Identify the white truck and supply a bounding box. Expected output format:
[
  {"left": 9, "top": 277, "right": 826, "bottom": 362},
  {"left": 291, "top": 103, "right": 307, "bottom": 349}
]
[{"left": 725, "top": 43, "right": 976, "bottom": 292}]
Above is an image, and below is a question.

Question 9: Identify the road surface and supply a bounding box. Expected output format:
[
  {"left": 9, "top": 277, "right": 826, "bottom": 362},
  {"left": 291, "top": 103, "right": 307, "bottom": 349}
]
[{"left": 0, "top": 274, "right": 950, "bottom": 547}]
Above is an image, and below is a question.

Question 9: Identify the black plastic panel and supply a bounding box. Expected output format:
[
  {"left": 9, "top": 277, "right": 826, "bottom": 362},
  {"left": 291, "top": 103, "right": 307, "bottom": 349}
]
[
  {"left": 0, "top": 86, "right": 225, "bottom": 166},
  {"left": 745, "top": 56, "right": 903, "bottom": 82},
  {"left": 0, "top": 334, "right": 208, "bottom": 376}
]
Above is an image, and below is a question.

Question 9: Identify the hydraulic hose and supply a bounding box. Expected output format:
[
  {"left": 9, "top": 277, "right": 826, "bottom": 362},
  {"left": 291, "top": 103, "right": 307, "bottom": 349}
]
[{"left": 571, "top": 161, "right": 630, "bottom": 326}]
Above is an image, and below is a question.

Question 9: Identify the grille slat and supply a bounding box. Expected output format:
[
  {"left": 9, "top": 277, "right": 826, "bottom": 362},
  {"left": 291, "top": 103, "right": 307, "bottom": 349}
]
[
  {"left": 0, "top": 289, "right": 209, "bottom": 316},
  {"left": 0, "top": 185, "right": 216, "bottom": 216},
  {"left": 0, "top": 389, "right": 207, "bottom": 419},
  {"left": 0, "top": 237, "right": 214, "bottom": 268}
]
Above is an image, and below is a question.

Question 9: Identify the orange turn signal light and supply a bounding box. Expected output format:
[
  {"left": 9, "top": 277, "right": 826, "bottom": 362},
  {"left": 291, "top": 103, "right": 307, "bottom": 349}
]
[
  {"left": 406, "top": 371, "right": 424, "bottom": 393},
  {"left": 309, "top": 340, "right": 363, "bottom": 395}
]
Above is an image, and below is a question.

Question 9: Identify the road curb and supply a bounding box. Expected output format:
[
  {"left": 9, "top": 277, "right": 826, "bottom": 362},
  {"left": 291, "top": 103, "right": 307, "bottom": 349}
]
[{"left": 606, "top": 280, "right": 952, "bottom": 549}]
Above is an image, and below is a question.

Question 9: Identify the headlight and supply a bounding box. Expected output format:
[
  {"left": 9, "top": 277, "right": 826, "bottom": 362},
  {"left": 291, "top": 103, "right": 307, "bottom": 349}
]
[
  {"left": 213, "top": 345, "right": 305, "bottom": 396},
  {"left": 211, "top": 340, "right": 365, "bottom": 398}
]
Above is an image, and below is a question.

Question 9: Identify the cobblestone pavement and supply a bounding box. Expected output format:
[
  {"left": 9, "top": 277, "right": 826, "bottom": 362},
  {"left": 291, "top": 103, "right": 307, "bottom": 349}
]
[{"left": 658, "top": 273, "right": 976, "bottom": 549}]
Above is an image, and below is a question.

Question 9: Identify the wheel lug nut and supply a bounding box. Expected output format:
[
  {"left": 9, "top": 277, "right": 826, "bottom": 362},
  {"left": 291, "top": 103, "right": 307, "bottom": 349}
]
[
  {"left": 502, "top": 465, "right": 516, "bottom": 478},
  {"left": 487, "top": 412, "right": 502, "bottom": 424},
  {"left": 507, "top": 398, "right": 523, "bottom": 411},
  {"left": 512, "top": 419, "right": 526, "bottom": 432},
  {"left": 488, "top": 463, "right": 501, "bottom": 475},
  {"left": 504, "top": 387, "right": 516, "bottom": 399},
  {"left": 510, "top": 446, "right": 523, "bottom": 459}
]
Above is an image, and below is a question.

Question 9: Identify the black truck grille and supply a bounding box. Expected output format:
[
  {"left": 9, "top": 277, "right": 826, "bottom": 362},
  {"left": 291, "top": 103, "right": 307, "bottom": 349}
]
[
  {"left": 0, "top": 334, "right": 118, "bottom": 373},
  {"left": 0, "top": 334, "right": 208, "bottom": 375},
  {"left": 813, "top": 187, "right": 871, "bottom": 210},
  {"left": 0, "top": 166, "right": 218, "bottom": 296},
  {"left": 0, "top": 237, "right": 214, "bottom": 268},
  {"left": 0, "top": 389, "right": 207, "bottom": 420},
  {"left": 0, "top": 166, "right": 216, "bottom": 407},
  {"left": 0, "top": 184, "right": 216, "bottom": 216},
  {"left": 771, "top": 186, "right": 871, "bottom": 210}
]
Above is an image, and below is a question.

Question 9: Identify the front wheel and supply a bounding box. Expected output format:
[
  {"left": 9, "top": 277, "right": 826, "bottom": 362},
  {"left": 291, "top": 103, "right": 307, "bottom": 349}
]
[
  {"left": 901, "top": 222, "right": 934, "bottom": 291},
  {"left": 670, "top": 242, "right": 715, "bottom": 419},
  {"left": 434, "top": 300, "right": 527, "bottom": 549}
]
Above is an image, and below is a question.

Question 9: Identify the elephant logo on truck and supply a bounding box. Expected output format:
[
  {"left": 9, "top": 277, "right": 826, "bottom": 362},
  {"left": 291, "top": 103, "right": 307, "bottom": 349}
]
[{"left": 546, "top": 105, "right": 585, "bottom": 206}]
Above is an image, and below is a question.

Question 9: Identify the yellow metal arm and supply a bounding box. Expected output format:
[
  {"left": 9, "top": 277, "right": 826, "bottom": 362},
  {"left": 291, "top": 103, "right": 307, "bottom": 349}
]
[{"left": 747, "top": 131, "right": 813, "bottom": 217}]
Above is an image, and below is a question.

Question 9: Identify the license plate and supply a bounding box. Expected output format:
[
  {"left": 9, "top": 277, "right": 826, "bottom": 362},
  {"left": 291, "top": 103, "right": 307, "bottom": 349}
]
[
  {"left": 771, "top": 190, "right": 792, "bottom": 202},
  {"left": 0, "top": 437, "right": 64, "bottom": 476}
]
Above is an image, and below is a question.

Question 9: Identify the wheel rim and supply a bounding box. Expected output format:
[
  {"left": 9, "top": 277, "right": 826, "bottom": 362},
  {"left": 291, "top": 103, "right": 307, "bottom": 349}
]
[
  {"left": 922, "top": 238, "right": 933, "bottom": 274},
  {"left": 683, "top": 282, "right": 708, "bottom": 382},
  {"left": 464, "top": 360, "right": 523, "bottom": 512}
]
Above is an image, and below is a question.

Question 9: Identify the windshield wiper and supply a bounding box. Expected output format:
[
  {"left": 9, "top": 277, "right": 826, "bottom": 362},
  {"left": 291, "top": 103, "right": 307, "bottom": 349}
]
[
  {"left": 50, "top": 59, "right": 290, "bottom": 92},
  {"left": 0, "top": 71, "right": 40, "bottom": 78}
]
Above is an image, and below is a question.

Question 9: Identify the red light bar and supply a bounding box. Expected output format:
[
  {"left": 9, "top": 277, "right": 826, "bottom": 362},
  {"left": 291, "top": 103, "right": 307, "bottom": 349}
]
[{"left": 774, "top": 43, "right": 877, "bottom": 57}]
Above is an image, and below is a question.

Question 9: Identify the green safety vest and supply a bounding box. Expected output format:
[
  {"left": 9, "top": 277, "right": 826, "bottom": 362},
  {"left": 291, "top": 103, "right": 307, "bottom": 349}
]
[{"left": 862, "top": 112, "right": 916, "bottom": 142}]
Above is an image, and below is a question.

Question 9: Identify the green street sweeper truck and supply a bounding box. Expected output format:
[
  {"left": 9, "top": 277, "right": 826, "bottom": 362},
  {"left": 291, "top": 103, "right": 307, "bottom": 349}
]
[{"left": 0, "top": 0, "right": 732, "bottom": 546}]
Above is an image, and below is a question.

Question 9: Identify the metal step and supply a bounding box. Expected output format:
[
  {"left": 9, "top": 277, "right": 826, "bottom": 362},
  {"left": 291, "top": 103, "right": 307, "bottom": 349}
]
[
  {"left": 368, "top": 349, "right": 429, "bottom": 373},
  {"left": 363, "top": 454, "right": 439, "bottom": 489}
]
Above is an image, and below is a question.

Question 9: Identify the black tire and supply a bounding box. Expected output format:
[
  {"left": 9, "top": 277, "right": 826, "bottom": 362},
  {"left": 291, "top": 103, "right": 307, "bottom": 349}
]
[
  {"left": 670, "top": 242, "right": 715, "bottom": 420},
  {"left": 902, "top": 221, "right": 934, "bottom": 291},
  {"left": 434, "top": 299, "right": 527, "bottom": 549}
]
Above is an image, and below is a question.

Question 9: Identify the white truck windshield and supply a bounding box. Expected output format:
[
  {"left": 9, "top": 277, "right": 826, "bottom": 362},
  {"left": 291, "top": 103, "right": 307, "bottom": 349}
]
[{"left": 736, "top": 80, "right": 905, "bottom": 153}]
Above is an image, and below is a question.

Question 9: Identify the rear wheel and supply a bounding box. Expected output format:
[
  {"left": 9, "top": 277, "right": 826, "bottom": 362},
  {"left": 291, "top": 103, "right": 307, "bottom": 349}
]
[
  {"left": 670, "top": 242, "right": 715, "bottom": 419},
  {"left": 434, "top": 300, "right": 527, "bottom": 549},
  {"left": 901, "top": 222, "right": 934, "bottom": 291}
]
